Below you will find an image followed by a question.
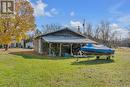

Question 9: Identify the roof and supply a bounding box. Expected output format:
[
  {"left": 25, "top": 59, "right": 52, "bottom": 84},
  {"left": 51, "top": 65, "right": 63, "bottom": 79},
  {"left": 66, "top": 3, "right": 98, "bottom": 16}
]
[
  {"left": 36, "top": 27, "right": 86, "bottom": 38},
  {"left": 35, "top": 27, "right": 97, "bottom": 44},
  {"left": 43, "top": 36, "right": 97, "bottom": 44}
]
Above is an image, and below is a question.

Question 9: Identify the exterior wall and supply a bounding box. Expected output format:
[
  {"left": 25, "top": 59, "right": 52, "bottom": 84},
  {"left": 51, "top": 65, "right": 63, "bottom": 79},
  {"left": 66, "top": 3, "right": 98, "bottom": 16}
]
[
  {"left": 34, "top": 38, "right": 43, "bottom": 54},
  {"left": 34, "top": 39, "right": 39, "bottom": 53}
]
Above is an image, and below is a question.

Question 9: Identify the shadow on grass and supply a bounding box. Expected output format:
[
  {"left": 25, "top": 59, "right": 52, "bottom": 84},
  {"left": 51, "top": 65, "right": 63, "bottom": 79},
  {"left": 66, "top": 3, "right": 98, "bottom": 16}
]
[
  {"left": 9, "top": 51, "right": 114, "bottom": 65},
  {"left": 9, "top": 51, "right": 78, "bottom": 60},
  {"left": 71, "top": 59, "right": 115, "bottom": 65}
]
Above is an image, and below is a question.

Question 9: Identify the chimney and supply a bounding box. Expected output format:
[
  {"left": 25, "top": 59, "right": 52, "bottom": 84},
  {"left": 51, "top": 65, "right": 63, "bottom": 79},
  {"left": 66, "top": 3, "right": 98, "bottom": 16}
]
[{"left": 78, "top": 26, "right": 80, "bottom": 33}]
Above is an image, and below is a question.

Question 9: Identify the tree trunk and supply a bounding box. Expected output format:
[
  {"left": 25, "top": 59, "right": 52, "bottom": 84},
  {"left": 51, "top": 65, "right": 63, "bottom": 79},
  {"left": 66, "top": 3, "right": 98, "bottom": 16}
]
[{"left": 4, "top": 44, "right": 8, "bottom": 51}]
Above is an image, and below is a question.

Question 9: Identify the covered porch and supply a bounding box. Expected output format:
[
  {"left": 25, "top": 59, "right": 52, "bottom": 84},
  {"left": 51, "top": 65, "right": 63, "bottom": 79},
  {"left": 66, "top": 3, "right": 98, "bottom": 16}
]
[
  {"left": 39, "top": 36, "right": 96, "bottom": 57},
  {"left": 47, "top": 43, "right": 82, "bottom": 57}
]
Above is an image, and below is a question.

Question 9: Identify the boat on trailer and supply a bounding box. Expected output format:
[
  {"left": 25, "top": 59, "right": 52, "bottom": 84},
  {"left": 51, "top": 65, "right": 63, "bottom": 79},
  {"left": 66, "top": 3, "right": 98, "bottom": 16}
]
[{"left": 80, "top": 43, "right": 115, "bottom": 59}]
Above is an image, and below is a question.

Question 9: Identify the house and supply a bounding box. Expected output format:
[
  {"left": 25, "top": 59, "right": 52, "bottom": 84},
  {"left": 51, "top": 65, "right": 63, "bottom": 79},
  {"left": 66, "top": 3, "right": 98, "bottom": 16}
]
[
  {"left": 9, "top": 39, "right": 34, "bottom": 49},
  {"left": 34, "top": 27, "right": 96, "bottom": 56},
  {"left": 26, "top": 42, "right": 33, "bottom": 48}
]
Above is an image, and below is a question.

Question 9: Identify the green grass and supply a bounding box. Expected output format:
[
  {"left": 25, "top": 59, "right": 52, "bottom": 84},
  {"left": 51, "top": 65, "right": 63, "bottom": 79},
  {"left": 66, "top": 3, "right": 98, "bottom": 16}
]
[{"left": 0, "top": 48, "right": 130, "bottom": 87}]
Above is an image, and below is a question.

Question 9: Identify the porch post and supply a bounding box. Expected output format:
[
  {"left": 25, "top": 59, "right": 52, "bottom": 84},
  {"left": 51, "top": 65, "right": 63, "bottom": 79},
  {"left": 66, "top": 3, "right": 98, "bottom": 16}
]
[
  {"left": 70, "top": 44, "right": 73, "bottom": 56},
  {"left": 49, "top": 43, "right": 52, "bottom": 56},
  {"left": 38, "top": 38, "right": 42, "bottom": 54},
  {"left": 80, "top": 44, "right": 83, "bottom": 47},
  {"left": 59, "top": 43, "right": 62, "bottom": 56}
]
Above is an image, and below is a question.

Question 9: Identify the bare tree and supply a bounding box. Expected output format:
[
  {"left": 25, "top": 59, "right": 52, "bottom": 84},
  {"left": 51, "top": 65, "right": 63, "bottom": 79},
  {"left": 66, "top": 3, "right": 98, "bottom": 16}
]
[
  {"left": 99, "top": 21, "right": 111, "bottom": 45},
  {"left": 125, "top": 32, "right": 130, "bottom": 47},
  {"left": 42, "top": 24, "right": 62, "bottom": 34},
  {"left": 83, "top": 22, "right": 93, "bottom": 39},
  {"left": 92, "top": 21, "right": 118, "bottom": 47},
  {"left": 94, "top": 25, "right": 101, "bottom": 40},
  {"left": 118, "top": 25, "right": 130, "bottom": 47},
  {"left": 35, "top": 29, "right": 42, "bottom": 37}
]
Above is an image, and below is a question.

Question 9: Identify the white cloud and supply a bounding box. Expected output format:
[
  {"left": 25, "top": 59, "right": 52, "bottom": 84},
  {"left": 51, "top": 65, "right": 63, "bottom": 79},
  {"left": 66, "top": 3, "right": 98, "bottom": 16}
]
[
  {"left": 70, "top": 20, "right": 85, "bottom": 33},
  {"left": 45, "top": 12, "right": 53, "bottom": 17},
  {"left": 110, "top": 23, "right": 120, "bottom": 29},
  {"left": 118, "top": 15, "right": 130, "bottom": 25},
  {"left": 70, "top": 20, "right": 82, "bottom": 28},
  {"left": 70, "top": 11, "right": 75, "bottom": 16},
  {"left": 109, "top": 0, "right": 130, "bottom": 27},
  {"left": 109, "top": 15, "right": 130, "bottom": 26},
  {"left": 50, "top": 8, "right": 58, "bottom": 15},
  {"left": 31, "top": 0, "right": 47, "bottom": 16},
  {"left": 109, "top": 1, "right": 130, "bottom": 26},
  {"left": 110, "top": 23, "right": 129, "bottom": 39},
  {"left": 31, "top": 0, "right": 58, "bottom": 17},
  {"left": 26, "top": 0, "right": 30, "bottom": 2}
]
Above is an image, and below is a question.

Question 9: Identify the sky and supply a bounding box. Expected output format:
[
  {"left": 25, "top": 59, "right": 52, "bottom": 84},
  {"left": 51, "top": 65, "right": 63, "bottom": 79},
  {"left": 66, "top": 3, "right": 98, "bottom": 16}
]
[{"left": 29, "top": 0, "right": 130, "bottom": 37}]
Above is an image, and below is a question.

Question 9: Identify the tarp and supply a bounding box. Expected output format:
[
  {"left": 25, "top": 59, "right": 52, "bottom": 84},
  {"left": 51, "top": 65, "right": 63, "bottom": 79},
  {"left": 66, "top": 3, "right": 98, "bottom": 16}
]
[{"left": 80, "top": 43, "right": 115, "bottom": 54}]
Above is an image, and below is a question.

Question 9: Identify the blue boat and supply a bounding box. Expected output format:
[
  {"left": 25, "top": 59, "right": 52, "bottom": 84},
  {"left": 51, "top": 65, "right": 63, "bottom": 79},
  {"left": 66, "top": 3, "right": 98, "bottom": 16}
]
[{"left": 80, "top": 43, "right": 115, "bottom": 54}]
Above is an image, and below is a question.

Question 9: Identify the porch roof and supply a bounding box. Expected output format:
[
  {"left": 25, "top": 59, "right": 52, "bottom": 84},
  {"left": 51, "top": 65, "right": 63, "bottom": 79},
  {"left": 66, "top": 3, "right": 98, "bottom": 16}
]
[{"left": 42, "top": 36, "right": 97, "bottom": 44}]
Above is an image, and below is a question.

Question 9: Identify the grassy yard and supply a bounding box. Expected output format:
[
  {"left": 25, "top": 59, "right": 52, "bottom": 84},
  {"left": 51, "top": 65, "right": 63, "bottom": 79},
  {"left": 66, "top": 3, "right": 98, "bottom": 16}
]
[{"left": 0, "top": 48, "right": 130, "bottom": 87}]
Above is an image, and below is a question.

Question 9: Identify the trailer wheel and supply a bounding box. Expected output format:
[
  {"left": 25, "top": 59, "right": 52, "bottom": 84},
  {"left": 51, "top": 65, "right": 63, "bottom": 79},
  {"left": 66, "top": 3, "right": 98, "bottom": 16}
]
[
  {"left": 96, "top": 56, "right": 100, "bottom": 59},
  {"left": 107, "top": 56, "right": 111, "bottom": 60}
]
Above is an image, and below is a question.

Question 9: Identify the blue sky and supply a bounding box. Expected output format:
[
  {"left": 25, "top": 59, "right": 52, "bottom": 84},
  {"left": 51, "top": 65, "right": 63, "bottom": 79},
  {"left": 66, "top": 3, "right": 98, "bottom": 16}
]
[{"left": 29, "top": 0, "right": 130, "bottom": 33}]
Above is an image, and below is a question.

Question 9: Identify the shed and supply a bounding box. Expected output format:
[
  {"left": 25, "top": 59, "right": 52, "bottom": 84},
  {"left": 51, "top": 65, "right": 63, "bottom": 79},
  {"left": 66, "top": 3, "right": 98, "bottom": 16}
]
[{"left": 34, "top": 27, "right": 97, "bottom": 56}]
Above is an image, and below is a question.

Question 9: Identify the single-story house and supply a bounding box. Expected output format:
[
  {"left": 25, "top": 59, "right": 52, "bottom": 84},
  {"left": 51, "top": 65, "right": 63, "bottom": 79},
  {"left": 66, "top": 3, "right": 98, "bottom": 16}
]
[
  {"left": 26, "top": 42, "right": 33, "bottom": 49},
  {"left": 9, "top": 40, "right": 33, "bottom": 48},
  {"left": 34, "top": 27, "right": 96, "bottom": 56}
]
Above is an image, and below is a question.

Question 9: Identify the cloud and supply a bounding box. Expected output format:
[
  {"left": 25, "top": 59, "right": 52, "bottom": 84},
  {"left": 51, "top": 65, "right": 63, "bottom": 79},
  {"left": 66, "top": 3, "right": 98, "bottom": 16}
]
[
  {"left": 31, "top": 0, "right": 58, "bottom": 17},
  {"left": 117, "top": 15, "right": 130, "bottom": 25},
  {"left": 45, "top": 12, "right": 53, "bottom": 17},
  {"left": 50, "top": 8, "right": 58, "bottom": 15},
  {"left": 109, "top": 1, "right": 124, "bottom": 15},
  {"left": 44, "top": 8, "right": 58, "bottom": 17},
  {"left": 70, "top": 11, "right": 75, "bottom": 16},
  {"left": 110, "top": 23, "right": 120, "bottom": 29},
  {"left": 109, "top": 15, "right": 130, "bottom": 26},
  {"left": 26, "top": 0, "right": 30, "bottom": 2},
  {"left": 31, "top": 0, "right": 47, "bottom": 16},
  {"left": 110, "top": 23, "right": 129, "bottom": 38},
  {"left": 109, "top": 1, "right": 130, "bottom": 26},
  {"left": 70, "top": 20, "right": 82, "bottom": 28}
]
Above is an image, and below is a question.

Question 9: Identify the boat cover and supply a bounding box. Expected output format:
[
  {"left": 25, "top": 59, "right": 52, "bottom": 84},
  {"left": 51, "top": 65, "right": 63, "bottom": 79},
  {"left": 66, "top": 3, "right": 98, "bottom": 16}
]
[{"left": 80, "top": 43, "right": 115, "bottom": 54}]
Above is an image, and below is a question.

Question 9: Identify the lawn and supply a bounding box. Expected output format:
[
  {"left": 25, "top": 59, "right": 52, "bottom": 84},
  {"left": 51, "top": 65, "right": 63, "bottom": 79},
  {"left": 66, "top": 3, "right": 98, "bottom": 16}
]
[{"left": 0, "top": 48, "right": 130, "bottom": 87}]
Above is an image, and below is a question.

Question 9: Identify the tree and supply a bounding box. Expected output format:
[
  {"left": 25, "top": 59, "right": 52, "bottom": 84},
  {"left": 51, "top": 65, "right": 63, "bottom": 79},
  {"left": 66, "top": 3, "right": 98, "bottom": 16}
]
[
  {"left": 83, "top": 23, "right": 93, "bottom": 39},
  {"left": 0, "top": 0, "right": 35, "bottom": 50},
  {"left": 94, "top": 25, "right": 101, "bottom": 40},
  {"left": 99, "top": 21, "right": 111, "bottom": 45},
  {"left": 42, "top": 24, "right": 62, "bottom": 34},
  {"left": 34, "top": 29, "right": 42, "bottom": 37},
  {"left": 94, "top": 21, "right": 118, "bottom": 47}
]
